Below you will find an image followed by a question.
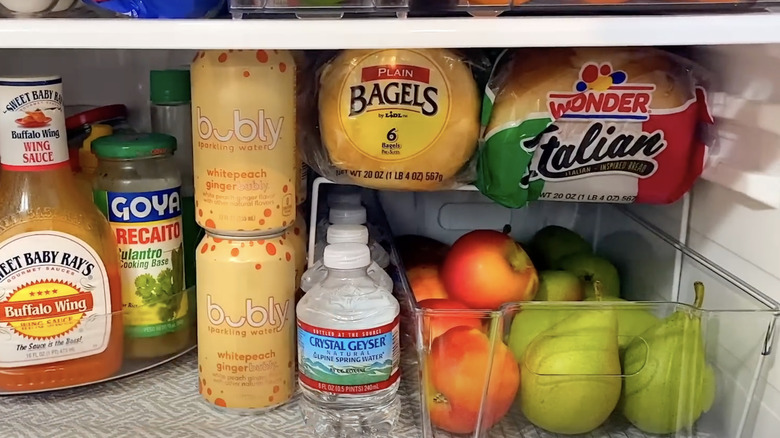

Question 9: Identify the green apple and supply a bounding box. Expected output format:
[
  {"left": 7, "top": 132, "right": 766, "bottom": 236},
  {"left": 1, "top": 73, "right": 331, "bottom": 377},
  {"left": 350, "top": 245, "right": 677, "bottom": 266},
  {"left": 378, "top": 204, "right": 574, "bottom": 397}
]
[
  {"left": 529, "top": 225, "right": 592, "bottom": 269},
  {"left": 534, "top": 270, "right": 583, "bottom": 301},
  {"left": 556, "top": 253, "right": 620, "bottom": 299}
]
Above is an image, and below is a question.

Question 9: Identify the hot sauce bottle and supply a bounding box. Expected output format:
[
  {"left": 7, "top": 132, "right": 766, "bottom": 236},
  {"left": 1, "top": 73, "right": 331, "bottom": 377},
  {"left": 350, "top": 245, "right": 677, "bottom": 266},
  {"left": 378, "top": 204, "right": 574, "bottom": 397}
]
[{"left": 0, "top": 76, "right": 123, "bottom": 391}]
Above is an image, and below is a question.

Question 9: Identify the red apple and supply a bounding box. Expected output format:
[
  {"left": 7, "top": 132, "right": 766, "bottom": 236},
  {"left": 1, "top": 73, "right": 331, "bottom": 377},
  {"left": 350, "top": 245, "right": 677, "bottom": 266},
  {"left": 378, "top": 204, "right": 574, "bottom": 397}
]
[
  {"left": 441, "top": 230, "right": 538, "bottom": 309},
  {"left": 426, "top": 326, "right": 520, "bottom": 434},
  {"left": 408, "top": 265, "right": 448, "bottom": 302},
  {"left": 418, "top": 298, "right": 483, "bottom": 345}
]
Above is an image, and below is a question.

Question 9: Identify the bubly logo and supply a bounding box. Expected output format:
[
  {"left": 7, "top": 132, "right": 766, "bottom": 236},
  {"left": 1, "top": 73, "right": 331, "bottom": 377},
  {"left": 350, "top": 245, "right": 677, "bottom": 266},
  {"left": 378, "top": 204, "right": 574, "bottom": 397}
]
[
  {"left": 547, "top": 63, "right": 655, "bottom": 121},
  {"left": 207, "top": 295, "right": 289, "bottom": 331},
  {"left": 196, "top": 107, "right": 283, "bottom": 149},
  {"left": 107, "top": 188, "right": 181, "bottom": 223}
]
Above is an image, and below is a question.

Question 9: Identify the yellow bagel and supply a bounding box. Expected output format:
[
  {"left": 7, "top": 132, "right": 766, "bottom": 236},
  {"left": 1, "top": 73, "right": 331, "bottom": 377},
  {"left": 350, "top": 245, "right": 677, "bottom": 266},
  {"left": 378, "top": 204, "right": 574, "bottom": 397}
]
[{"left": 318, "top": 49, "right": 481, "bottom": 190}]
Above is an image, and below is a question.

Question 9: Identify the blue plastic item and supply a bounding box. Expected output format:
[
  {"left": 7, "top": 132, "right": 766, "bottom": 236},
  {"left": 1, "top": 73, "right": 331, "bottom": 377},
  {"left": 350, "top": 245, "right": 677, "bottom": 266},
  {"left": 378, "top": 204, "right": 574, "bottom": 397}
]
[{"left": 82, "top": 0, "right": 224, "bottom": 18}]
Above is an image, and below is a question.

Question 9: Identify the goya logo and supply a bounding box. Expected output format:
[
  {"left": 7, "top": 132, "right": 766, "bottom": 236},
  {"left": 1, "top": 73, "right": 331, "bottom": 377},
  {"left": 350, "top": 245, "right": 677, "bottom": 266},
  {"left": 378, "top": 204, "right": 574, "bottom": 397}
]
[
  {"left": 104, "top": 188, "right": 181, "bottom": 223},
  {"left": 547, "top": 63, "right": 655, "bottom": 121},
  {"left": 0, "top": 280, "right": 93, "bottom": 340},
  {"left": 349, "top": 64, "right": 439, "bottom": 117}
]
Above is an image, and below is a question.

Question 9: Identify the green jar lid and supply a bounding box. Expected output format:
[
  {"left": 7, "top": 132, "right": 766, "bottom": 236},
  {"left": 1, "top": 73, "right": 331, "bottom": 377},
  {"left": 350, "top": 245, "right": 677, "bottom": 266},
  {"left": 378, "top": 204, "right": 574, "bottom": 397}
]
[
  {"left": 92, "top": 132, "right": 177, "bottom": 159},
  {"left": 150, "top": 69, "right": 191, "bottom": 104}
]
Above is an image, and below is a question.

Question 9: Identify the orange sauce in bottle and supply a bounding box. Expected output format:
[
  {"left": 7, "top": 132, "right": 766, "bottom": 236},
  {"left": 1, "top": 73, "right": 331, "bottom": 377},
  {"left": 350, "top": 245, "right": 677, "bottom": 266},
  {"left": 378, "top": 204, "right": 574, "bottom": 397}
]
[{"left": 0, "top": 76, "right": 123, "bottom": 391}]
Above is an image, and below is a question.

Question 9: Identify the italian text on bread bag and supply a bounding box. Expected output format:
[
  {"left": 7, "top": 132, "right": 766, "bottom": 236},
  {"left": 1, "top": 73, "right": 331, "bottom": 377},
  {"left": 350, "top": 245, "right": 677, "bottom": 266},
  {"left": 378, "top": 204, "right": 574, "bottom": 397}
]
[
  {"left": 476, "top": 48, "right": 713, "bottom": 208},
  {"left": 315, "top": 49, "right": 482, "bottom": 190}
]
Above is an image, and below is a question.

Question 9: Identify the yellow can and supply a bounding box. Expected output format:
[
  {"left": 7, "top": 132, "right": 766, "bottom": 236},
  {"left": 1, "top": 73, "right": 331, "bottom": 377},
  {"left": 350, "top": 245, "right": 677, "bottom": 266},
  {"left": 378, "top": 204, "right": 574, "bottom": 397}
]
[
  {"left": 192, "top": 50, "right": 297, "bottom": 235},
  {"left": 286, "top": 209, "right": 308, "bottom": 291},
  {"left": 197, "top": 231, "right": 296, "bottom": 411}
]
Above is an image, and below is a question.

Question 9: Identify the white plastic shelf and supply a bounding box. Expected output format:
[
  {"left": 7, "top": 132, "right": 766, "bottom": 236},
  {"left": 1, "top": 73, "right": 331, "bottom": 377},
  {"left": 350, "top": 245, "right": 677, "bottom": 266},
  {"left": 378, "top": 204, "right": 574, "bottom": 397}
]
[{"left": 3, "top": 14, "right": 780, "bottom": 49}]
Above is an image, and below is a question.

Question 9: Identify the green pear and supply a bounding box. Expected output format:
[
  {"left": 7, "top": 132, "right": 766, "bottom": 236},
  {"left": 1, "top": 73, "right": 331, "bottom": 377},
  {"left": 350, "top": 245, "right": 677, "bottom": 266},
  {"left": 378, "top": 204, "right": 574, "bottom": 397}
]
[
  {"left": 584, "top": 283, "right": 659, "bottom": 350},
  {"left": 529, "top": 225, "right": 592, "bottom": 269},
  {"left": 535, "top": 270, "right": 584, "bottom": 302},
  {"left": 507, "top": 305, "right": 573, "bottom": 363},
  {"left": 556, "top": 253, "right": 620, "bottom": 299},
  {"left": 621, "top": 282, "right": 716, "bottom": 434},
  {"left": 520, "top": 308, "right": 622, "bottom": 434}
]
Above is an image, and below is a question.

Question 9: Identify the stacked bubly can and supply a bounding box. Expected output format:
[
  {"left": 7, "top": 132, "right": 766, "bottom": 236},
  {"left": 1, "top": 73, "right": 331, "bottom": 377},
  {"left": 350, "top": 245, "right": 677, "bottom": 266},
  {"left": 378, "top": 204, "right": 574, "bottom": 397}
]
[{"left": 191, "top": 49, "right": 306, "bottom": 412}]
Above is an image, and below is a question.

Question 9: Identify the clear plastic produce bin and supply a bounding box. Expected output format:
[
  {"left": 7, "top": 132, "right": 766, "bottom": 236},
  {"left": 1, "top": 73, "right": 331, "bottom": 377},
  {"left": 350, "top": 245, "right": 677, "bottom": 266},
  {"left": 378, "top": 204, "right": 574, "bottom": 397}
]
[
  {"left": 309, "top": 178, "right": 780, "bottom": 438},
  {"left": 415, "top": 0, "right": 768, "bottom": 17},
  {"left": 0, "top": 287, "right": 196, "bottom": 394},
  {"left": 229, "top": 0, "right": 409, "bottom": 19}
]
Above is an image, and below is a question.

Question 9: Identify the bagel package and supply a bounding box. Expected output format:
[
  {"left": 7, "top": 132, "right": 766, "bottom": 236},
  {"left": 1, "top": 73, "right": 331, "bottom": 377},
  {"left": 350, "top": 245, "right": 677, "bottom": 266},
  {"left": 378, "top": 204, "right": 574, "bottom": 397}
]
[
  {"left": 476, "top": 48, "right": 714, "bottom": 208},
  {"left": 309, "top": 48, "right": 485, "bottom": 190}
]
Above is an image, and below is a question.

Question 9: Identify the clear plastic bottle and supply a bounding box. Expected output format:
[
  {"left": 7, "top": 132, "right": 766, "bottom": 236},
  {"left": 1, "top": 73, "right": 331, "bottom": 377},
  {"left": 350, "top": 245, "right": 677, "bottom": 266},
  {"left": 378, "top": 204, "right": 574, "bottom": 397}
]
[
  {"left": 297, "top": 243, "right": 400, "bottom": 438},
  {"left": 150, "top": 69, "right": 201, "bottom": 293},
  {"left": 315, "top": 204, "right": 390, "bottom": 270},
  {"left": 301, "top": 225, "right": 392, "bottom": 294}
]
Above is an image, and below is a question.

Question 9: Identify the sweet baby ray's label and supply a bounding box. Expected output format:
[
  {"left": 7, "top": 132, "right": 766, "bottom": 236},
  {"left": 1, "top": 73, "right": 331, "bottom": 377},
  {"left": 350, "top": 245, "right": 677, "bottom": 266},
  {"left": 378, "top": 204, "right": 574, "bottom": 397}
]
[
  {"left": 297, "top": 317, "right": 400, "bottom": 394},
  {"left": 197, "top": 234, "right": 296, "bottom": 410},
  {"left": 0, "top": 231, "right": 112, "bottom": 368},
  {"left": 94, "top": 187, "right": 187, "bottom": 338},
  {"left": 476, "top": 52, "right": 714, "bottom": 209},
  {"left": 191, "top": 50, "right": 297, "bottom": 234},
  {"left": 0, "top": 77, "right": 69, "bottom": 171}
]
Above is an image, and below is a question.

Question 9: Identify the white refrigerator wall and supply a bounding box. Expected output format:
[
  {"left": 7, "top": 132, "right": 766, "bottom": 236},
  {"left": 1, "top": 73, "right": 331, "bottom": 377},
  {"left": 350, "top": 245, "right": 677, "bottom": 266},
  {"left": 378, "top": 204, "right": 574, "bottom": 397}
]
[{"left": 2, "top": 46, "right": 779, "bottom": 436}]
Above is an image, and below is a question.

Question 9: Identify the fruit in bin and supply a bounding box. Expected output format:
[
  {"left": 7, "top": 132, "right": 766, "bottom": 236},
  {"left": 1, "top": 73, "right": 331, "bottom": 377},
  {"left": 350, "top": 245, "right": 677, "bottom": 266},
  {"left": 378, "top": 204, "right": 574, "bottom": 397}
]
[
  {"left": 620, "top": 282, "right": 716, "bottom": 434},
  {"left": 584, "top": 288, "right": 659, "bottom": 350},
  {"left": 418, "top": 298, "right": 483, "bottom": 345},
  {"left": 395, "top": 234, "right": 450, "bottom": 269},
  {"left": 426, "top": 326, "right": 520, "bottom": 434},
  {"left": 520, "top": 307, "right": 622, "bottom": 434},
  {"left": 408, "top": 265, "right": 448, "bottom": 302},
  {"left": 298, "top": 0, "right": 345, "bottom": 6},
  {"left": 441, "top": 230, "right": 538, "bottom": 309},
  {"left": 534, "top": 270, "right": 584, "bottom": 301},
  {"left": 507, "top": 304, "right": 573, "bottom": 363},
  {"left": 529, "top": 225, "right": 592, "bottom": 269},
  {"left": 556, "top": 252, "right": 620, "bottom": 299},
  {"left": 468, "top": 0, "right": 531, "bottom": 5}
]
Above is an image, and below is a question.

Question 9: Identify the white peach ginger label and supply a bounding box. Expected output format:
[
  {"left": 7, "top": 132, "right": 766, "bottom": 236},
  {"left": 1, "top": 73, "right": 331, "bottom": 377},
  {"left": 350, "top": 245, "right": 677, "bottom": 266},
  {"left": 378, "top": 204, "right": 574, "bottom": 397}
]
[
  {"left": 0, "top": 78, "right": 69, "bottom": 170},
  {"left": 0, "top": 232, "right": 112, "bottom": 368}
]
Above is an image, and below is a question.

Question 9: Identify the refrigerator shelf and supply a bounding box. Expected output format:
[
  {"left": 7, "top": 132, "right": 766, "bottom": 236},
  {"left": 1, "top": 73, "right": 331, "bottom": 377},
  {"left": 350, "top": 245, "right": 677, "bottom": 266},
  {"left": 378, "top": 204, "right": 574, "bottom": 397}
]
[{"left": 3, "top": 15, "right": 780, "bottom": 49}]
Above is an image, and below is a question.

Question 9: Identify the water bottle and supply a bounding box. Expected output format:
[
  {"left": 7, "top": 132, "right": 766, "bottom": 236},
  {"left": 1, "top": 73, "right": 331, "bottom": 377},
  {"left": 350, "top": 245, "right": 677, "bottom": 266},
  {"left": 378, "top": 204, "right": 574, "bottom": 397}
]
[
  {"left": 301, "top": 225, "right": 392, "bottom": 293},
  {"left": 315, "top": 204, "right": 390, "bottom": 270},
  {"left": 297, "top": 243, "right": 401, "bottom": 438}
]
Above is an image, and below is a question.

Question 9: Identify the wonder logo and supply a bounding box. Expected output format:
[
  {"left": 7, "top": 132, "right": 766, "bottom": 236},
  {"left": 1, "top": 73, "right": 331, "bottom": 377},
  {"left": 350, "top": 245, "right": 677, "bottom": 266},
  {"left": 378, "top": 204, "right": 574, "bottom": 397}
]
[{"left": 547, "top": 63, "right": 655, "bottom": 121}]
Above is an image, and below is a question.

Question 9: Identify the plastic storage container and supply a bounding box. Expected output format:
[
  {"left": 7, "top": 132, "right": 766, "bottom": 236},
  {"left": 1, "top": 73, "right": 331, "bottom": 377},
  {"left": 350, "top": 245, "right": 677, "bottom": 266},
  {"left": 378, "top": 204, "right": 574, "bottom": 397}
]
[
  {"left": 309, "top": 178, "right": 780, "bottom": 438},
  {"left": 229, "top": 0, "right": 408, "bottom": 19},
  {"left": 412, "top": 0, "right": 766, "bottom": 18}
]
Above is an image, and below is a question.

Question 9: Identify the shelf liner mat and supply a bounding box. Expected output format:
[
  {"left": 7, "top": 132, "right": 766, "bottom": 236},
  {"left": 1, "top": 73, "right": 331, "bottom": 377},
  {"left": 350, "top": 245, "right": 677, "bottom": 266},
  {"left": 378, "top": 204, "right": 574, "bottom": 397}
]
[{"left": 0, "top": 351, "right": 422, "bottom": 437}]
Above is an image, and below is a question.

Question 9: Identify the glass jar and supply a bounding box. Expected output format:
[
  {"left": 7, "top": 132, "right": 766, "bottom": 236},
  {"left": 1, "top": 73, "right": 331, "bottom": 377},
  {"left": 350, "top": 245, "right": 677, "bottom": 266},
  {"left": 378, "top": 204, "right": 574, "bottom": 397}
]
[{"left": 92, "top": 133, "right": 192, "bottom": 359}]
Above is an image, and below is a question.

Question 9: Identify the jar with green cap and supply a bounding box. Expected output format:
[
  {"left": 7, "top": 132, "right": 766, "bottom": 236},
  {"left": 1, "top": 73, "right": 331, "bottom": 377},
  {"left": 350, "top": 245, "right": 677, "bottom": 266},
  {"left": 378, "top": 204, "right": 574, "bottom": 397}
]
[{"left": 92, "top": 132, "right": 193, "bottom": 359}]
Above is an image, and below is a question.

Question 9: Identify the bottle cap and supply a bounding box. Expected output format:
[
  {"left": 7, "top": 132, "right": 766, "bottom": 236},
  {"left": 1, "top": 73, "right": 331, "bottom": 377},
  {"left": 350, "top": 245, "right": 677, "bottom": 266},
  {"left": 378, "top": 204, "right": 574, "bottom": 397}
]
[
  {"left": 92, "top": 132, "right": 177, "bottom": 159},
  {"left": 324, "top": 243, "right": 371, "bottom": 270},
  {"left": 329, "top": 204, "right": 367, "bottom": 225},
  {"left": 80, "top": 124, "right": 113, "bottom": 174},
  {"left": 327, "top": 224, "right": 369, "bottom": 245},
  {"left": 327, "top": 192, "right": 362, "bottom": 207},
  {"left": 150, "top": 70, "right": 191, "bottom": 104}
]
